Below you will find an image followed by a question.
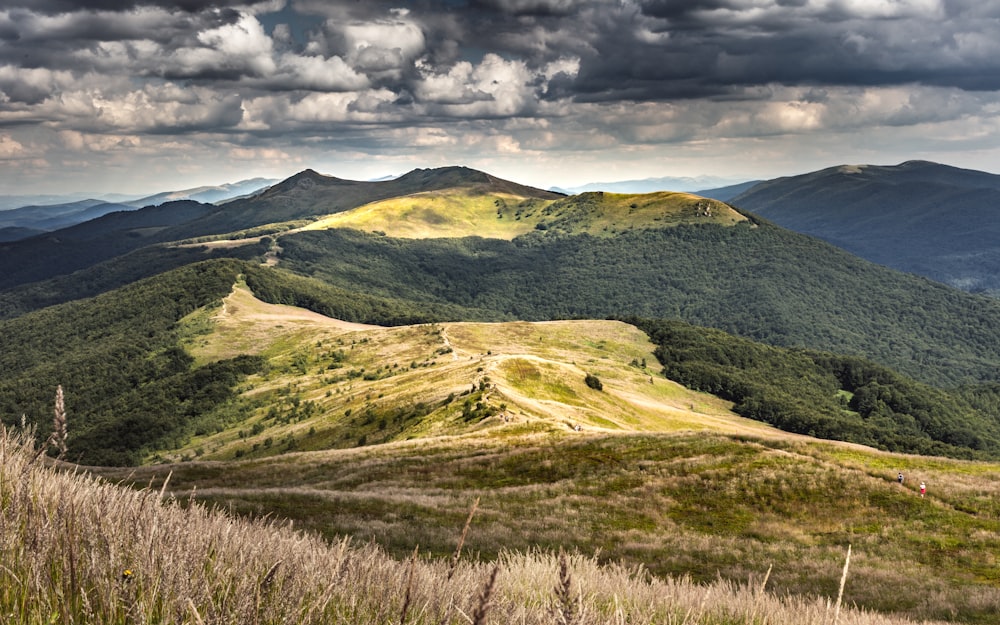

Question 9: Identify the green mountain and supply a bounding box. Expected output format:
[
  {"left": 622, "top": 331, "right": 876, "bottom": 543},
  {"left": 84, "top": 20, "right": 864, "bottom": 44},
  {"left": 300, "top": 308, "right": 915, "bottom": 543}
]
[
  {"left": 161, "top": 165, "right": 565, "bottom": 240},
  {"left": 6, "top": 165, "right": 1000, "bottom": 462},
  {"left": 0, "top": 200, "right": 217, "bottom": 290},
  {"left": 730, "top": 160, "right": 1000, "bottom": 294}
]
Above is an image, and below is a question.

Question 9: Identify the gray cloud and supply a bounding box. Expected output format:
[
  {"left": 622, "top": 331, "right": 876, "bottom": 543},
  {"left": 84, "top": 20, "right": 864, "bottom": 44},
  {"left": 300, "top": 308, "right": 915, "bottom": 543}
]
[
  {"left": 0, "top": 0, "right": 277, "bottom": 14},
  {"left": 3, "top": 0, "right": 1000, "bottom": 194}
]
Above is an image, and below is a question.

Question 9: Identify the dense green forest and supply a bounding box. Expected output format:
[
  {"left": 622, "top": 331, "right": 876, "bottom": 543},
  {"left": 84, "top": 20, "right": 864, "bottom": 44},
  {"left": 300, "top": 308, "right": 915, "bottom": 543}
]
[
  {"left": 629, "top": 317, "right": 1000, "bottom": 459},
  {"left": 0, "top": 241, "right": 268, "bottom": 320},
  {"left": 0, "top": 260, "right": 263, "bottom": 465},
  {"left": 275, "top": 225, "right": 1000, "bottom": 387}
]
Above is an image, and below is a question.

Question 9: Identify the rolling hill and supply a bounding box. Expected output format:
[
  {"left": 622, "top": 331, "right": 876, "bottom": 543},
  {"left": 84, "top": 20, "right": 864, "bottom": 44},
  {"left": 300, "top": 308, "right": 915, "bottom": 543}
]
[
  {"left": 730, "top": 160, "right": 1000, "bottom": 294},
  {"left": 7, "top": 163, "right": 1000, "bottom": 623},
  {"left": 74, "top": 279, "right": 1000, "bottom": 623}
]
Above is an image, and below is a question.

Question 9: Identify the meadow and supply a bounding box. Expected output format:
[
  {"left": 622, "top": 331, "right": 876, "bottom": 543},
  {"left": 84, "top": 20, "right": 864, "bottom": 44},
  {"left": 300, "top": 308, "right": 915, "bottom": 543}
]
[{"left": 0, "top": 426, "right": 974, "bottom": 625}]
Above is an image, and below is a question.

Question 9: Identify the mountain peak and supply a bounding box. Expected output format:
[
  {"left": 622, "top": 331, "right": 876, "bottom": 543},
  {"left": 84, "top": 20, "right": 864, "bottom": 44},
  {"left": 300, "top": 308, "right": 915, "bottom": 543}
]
[
  {"left": 396, "top": 165, "right": 492, "bottom": 186},
  {"left": 258, "top": 169, "right": 353, "bottom": 198}
]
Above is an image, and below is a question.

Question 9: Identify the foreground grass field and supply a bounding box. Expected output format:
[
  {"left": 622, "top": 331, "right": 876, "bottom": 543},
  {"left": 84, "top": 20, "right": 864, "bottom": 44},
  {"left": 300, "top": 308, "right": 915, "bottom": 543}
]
[
  {"left": 1, "top": 428, "right": 973, "bottom": 625},
  {"left": 76, "top": 284, "right": 1000, "bottom": 623},
  {"left": 98, "top": 429, "right": 1000, "bottom": 624}
]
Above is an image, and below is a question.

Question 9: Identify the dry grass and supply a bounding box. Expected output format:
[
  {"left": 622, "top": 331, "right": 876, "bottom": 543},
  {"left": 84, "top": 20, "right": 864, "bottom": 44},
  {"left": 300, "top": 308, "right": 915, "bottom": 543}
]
[
  {"left": 301, "top": 190, "right": 548, "bottom": 240},
  {"left": 101, "top": 428, "right": 1000, "bottom": 623},
  {"left": 1, "top": 426, "right": 961, "bottom": 625},
  {"left": 171, "top": 285, "right": 776, "bottom": 463}
]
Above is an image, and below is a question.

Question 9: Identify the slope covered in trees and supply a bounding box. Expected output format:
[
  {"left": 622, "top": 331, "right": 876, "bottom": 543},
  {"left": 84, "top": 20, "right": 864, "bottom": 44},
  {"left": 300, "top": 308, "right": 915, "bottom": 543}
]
[
  {"left": 274, "top": 224, "right": 1000, "bottom": 387},
  {"left": 731, "top": 160, "right": 1000, "bottom": 294},
  {"left": 0, "top": 260, "right": 263, "bottom": 465},
  {"left": 630, "top": 317, "right": 1000, "bottom": 459}
]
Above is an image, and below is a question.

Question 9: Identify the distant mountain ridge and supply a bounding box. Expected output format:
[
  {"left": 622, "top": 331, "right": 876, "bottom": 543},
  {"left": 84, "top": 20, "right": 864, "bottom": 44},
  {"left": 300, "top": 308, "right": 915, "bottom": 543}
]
[
  {"left": 553, "top": 174, "right": 750, "bottom": 195},
  {"left": 0, "top": 199, "right": 135, "bottom": 234},
  {"left": 124, "top": 177, "right": 278, "bottom": 207},
  {"left": 0, "top": 177, "right": 277, "bottom": 241},
  {"left": 730, "top": 160, "right": 1000, "bottom": 294}
]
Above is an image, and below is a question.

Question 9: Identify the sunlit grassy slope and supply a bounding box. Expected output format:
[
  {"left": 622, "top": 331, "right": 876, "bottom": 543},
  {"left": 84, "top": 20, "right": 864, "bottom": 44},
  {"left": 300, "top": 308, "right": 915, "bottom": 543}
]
[
  {"left": 174, "top": 282, "right": 767, "bottom": 463},
  {"left": 299, "top": 189, "right": 745, "bottom": 239},
  {"left": 95, "top": 281, "right": 1000, "bottom": 623}
]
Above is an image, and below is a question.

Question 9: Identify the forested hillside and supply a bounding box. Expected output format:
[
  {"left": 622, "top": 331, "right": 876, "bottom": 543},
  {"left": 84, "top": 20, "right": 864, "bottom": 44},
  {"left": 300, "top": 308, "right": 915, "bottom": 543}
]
[
  {"left": 731, "top": 160, "right": 1000, "bottom": 294},
  {"left": 630, "top": 317, "right": 1000, "bottom": 458},
  {"left": 273, "top": 224, "right": 1000, "bottom": 387},
  {"left": 0, "top": 242, "right": 269, "bottom": 319},
  {"left": 0, "top": 260, "right": 262, "bottom": 465},
  {"left": 0, "top": 200, "right": 219, "bottom": 290}
]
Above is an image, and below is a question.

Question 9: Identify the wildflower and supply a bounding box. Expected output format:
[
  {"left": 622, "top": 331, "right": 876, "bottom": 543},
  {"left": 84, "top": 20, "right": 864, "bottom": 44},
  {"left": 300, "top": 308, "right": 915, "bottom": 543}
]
[{"left": 122, "top": 569, "right": 134, "bottom": 583}]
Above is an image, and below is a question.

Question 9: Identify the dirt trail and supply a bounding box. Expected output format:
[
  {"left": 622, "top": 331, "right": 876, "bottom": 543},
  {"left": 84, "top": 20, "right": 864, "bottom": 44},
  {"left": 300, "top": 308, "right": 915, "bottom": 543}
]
[
  {"left": 214, "top": 285, "right": 382, "bottom": 332},
  {"left": 439, "top": 325, "right": 460, "bottom": 361}
]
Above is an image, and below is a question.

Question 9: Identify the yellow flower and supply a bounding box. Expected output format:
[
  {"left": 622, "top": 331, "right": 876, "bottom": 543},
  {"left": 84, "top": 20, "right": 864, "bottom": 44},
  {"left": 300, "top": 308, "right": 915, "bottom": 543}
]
[{"left": 122, "top": 569, "right": 134, "bottom": 582}]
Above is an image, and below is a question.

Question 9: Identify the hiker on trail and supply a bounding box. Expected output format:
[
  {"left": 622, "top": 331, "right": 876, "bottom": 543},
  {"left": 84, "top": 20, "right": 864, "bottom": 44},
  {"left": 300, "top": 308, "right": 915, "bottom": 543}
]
[
  {"left": 920, "top": 481, "right": 926, "bottom": 497},
  {"left": 897, "top": 472, "right": 904, "bottom": 485}
]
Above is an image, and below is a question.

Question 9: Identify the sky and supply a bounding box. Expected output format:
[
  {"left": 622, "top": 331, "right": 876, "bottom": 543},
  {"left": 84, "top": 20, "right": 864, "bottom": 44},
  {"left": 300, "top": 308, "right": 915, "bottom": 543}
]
[{"left": 3, "top": 0, "right": 1000, "bottom": 195}]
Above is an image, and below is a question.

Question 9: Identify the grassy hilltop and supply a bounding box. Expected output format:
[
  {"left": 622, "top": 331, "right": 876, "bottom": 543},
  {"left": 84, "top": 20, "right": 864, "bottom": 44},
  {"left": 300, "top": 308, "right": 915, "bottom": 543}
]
[{"left": 301, "top": 189, "right": 742, "bottom": 239}]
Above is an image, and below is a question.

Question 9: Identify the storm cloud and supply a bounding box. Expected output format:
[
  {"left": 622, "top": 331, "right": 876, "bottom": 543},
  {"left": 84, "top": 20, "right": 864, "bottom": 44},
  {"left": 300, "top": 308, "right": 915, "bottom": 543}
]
[{"left": 2, "top": 0, "right": 1000, "bottom": 194}]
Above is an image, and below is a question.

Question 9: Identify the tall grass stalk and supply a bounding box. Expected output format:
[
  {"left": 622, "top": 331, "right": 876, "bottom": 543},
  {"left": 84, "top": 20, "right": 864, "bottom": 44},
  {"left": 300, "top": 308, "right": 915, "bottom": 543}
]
[
  {"left": 834, "top": 544, "right": 852, "bottom": 625},
  {"left": 50, "top": 385, "right": 67, "bottom": 460},
  {"left": 400, "top": 546, "right": 419, "bottom": 625},
  {"left": 447, "top": 496, "right": 479, "bottom": 580},
  {"left": 554, "top": 552, "right": 576, "bottom": 625}
]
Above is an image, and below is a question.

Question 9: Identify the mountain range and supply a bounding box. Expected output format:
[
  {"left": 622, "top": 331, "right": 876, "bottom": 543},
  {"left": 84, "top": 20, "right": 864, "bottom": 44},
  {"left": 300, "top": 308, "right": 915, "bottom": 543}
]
[
  {"left": 6, "top": 160, "right": 1000, "bottom": 622},
  {"left": 0, "top": 177, "right": 277, "bottom": 242},
  {"left": 729, "top": 160, "right": 1000, "bottom": 294},
  {"left": 552, "top": 174, "right": 753, "bottom": 195}
]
